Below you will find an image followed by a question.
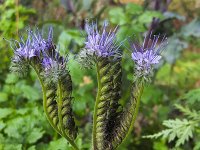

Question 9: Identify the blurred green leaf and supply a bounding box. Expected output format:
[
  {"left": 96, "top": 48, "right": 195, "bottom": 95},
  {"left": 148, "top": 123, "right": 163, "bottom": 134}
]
[
  {"left": 162, "top": 36, "right": 188, "bottom": 64},
  {"left": 58, "top": 29, "right": 84, "bottom": 54},
  {"left": 48, "top": 138, "right": 72, "bottom": 150},
  {"left": 109, "top": 7, "right": 129, "bottom": 25},
  {"left": 0, "top": 92, "right": 8, "bottom": 102},
  {"left": 18, "top": 84, "right": 41, "bottom": 101},
  {"left": 27, "top": 146, "right": 36, "bottom": 150},
  {"left": 125, "top": 3, "right": 143, "bottom": 15},
  {"left": 5, "top": 73, "right": 18, "bottom": 84},
  {"left": 164, "top": 12, "right": 185, "bottom": 21},
  {"left": 0, "top": 121, "right": 6, "bottom": 131},
  {"left": 138, "top": 11, "right": 163, "bottom": 24},
  {"left": 0, "top": 108, "right": 13, "bottom": 119},
  {"left": 181, "top": 88, "right": 200, "bottom": 104},
  {"left": 153, "top": 140, "right": 168, "bottom": 150},
  {"left": 27, "top": 128, "right": 45, "bottom": 144},
  {"left": 181, "top": 18, "right": 200, "bottom": 38},
  {"left": 4, "top": 144, "right": 22, "bottom": 150}
]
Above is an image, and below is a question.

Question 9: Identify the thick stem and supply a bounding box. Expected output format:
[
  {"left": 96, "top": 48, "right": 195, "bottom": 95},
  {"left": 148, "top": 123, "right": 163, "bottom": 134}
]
[{"left": 92, "top": 63, "right": 101, "bottom": 149}]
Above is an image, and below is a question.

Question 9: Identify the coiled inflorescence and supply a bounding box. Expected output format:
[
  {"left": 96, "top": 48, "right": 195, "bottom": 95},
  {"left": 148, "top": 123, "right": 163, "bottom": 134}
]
[
  {"left": 80, "top": 20, "right": 123, "bottom": 150},
  {"left": 9, "top": 27, "right": 78, "bottom": 146}
]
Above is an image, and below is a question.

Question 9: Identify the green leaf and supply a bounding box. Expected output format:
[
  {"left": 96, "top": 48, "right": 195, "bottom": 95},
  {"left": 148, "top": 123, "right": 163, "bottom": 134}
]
[
  {"left": 18, "top": 84, "right": 41, "bottom": 101},
  {"left": 153, "top": 140, "right": 168, "bottom": 150},
  {"left": 68, "top": 57, "right": 85, "bottom": 84},
  {"left": 0, "top": 92, "right": 8, "bottom": 102},
  {"left": 5, "top": 73, "right": 18, "bottom": 84},
  {"left": 162, "top": 36, "right": 188, "bottom": 64},
  {"left": 175, "top": 104, "right": 199, "bottom": 119},
  {"left": 125, "top": 3, "right": 143, "bottom": 15},
  {"left": 4, "top": 144, "right": 22, "bottom": 150},
  {"left": 27, "top": 128, "right": 45, "bottom": 144},
  {"left": 27, "top": 146, "right": 36, "bottom": 150},
  {"left": 4, "top": 117, "right": 24, "bottom": 139},
  {"left": 0, "top": 108, "right": 13, "bottom": 119},
  {"left": 48, "top": 138, "right": 72, "bottom": 150},
  {"left": 58, "top": 29, "right": 84, "bottom": 54},
  {"left": 144, "top": 118, "right": 196, "bottom": 147},
  {"left": 0, "top": 121, "right": 6, "bottom": 131},
  {"left": 164, "top": 12, "right": 185, "bottom": 21},
  {"left": 138, "top": 11, "right": 163, "bottom": 24},
  {"left": 109, "top": 7, "right": 129, "bottom": 25},
  {"left": 181, "top": 88, "right": 200, "bottom": 104},
  {"left": 181, "top": 18, "right": 200, "bottom": 38}
]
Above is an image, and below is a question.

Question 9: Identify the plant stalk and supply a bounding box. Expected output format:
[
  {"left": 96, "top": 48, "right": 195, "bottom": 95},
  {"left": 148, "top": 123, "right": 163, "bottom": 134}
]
[{"left": 92, "top": 63, "right": 101, "bottom": 149}]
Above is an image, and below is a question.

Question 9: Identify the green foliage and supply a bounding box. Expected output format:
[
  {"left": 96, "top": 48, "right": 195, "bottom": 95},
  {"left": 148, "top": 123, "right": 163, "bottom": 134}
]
[
  {"left": 0, "top": 0, "right": 35, "bottom": 81},
  {"left": 108, "top": 3, "right": 163, "bottom": 40},
  {"left": 144, "top": 91, "right": 200, "bottom": 148},
  {"left": 0, "top": 0, "right": 35, "bottom": 37},
  {"left": 58, "top": 29, "right": 84, "bottom": 54},
  {"left": 181, "top": 88, "right": 200, "bottom": 104},
  {"left": 144, "top": 118, "right": 195, "bottom": 147}
]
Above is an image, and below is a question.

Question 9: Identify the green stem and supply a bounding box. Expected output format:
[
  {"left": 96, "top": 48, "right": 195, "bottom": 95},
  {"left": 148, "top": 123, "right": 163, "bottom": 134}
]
[
  {"left": 32, "top": 65, "right": 61, "bottom": 134},
  {"left": 57, "top": 80, "right": 79, "bottom": 150},
  {"left": 32, "top": 66, "right": 79, "bottom": 150},
  {"left": 92, "top": 63, "right": 101, "bottom": 149}
]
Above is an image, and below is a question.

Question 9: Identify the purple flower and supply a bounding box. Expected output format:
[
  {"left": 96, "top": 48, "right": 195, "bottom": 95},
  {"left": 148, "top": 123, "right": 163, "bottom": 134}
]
[
  {"left": 131, "top": 33, "right": 167, "bottom": 80},
  {"left": 14, "top": 31, "right": 38, "bottom": 59},
  {"left": 12, "top": 27, "right": 54, "bottom": 61},
  {"left": 84, "top": 20, "right": 121, "bottom": 57}
]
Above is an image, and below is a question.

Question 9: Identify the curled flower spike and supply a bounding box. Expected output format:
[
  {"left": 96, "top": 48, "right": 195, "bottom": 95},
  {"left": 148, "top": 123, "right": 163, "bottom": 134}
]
[
  {"left": 84, "top": 20, "right": 121, "bottom": 58},
  {"left": 131, "top": 33, "right": 167, "bottom": 81}
]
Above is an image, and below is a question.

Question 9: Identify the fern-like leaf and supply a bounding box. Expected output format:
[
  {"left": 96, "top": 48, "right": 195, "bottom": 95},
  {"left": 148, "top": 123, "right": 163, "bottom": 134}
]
[
  {"left": 175, "top": 104, "right": 199, "bottom": 120},
  {"left": 143, "top": 118, "right": 196, "bottom": 147}
]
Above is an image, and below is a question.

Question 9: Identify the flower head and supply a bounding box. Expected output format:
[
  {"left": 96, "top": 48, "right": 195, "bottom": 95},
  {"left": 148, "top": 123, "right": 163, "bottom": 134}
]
[
  {"left": 11, "top": 27, "right": 54, "bottom": 62},
  {"left": 8, "top": 27, "right": 57, "bottom": 77},
  {"left": 84, "top": 20, "right": 121, "bottom": 58},
  {"left": 14, "top": 31, "right": 38, "bottom": 59},
  {"left": 131, "top": 33, "right": 167, "bottom": 81}
]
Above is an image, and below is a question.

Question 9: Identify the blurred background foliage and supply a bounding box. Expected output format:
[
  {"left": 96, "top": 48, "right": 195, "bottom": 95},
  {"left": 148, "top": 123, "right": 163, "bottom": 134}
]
[{"left": 0, "top": 0, "right": 200, "bottom": 150}]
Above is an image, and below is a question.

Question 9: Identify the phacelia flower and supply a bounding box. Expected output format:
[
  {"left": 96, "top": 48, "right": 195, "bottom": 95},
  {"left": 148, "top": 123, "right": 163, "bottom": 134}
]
[
  {"left": 14, "top": 32, "right": 38, "bottom": 59},
  {"left": 11, "top": 27, "right": 54, "bottom": 62},
  {"left": 9, "top": 27, "right": 56, "bottom": 76},
  {"left": 131, "top": 33, "right": 167, "bottom": 81},
  {"left": 84, "top": 20, "right": 121, "bottom": 58}
]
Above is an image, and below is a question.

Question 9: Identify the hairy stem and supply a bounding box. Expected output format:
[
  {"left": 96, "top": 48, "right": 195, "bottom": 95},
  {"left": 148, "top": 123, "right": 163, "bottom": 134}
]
[{"left": 92, "top": 62, "right": 102, "bottom": 149}]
